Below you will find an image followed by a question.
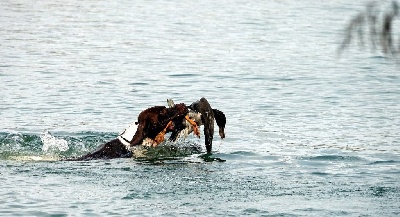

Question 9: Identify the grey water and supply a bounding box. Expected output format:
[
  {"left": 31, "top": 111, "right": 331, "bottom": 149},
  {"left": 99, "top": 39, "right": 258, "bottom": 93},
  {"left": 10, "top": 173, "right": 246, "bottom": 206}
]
[{"left": 1, "top": 0, "right": 399, "bottom": 216}]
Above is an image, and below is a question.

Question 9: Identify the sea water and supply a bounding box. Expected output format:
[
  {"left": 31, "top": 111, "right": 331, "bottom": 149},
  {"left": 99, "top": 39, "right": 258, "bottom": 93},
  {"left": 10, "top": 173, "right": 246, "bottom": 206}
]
[{"left": 1, "top": 0, "right": 399, "bottom": 216}]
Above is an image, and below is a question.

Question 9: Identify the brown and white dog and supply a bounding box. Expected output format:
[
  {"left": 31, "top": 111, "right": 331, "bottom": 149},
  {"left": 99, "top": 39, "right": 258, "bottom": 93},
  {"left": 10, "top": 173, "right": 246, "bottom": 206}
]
[{"left": 69, "top": 98, "right": 225, "bottom": 160}]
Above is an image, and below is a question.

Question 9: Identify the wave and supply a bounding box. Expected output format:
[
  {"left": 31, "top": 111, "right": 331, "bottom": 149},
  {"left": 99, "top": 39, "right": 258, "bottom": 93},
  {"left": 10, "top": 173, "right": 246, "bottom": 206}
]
[
  {"left": 369, "top": 160, "right": 398, "bottom": 165},
  {"left": 0, "top": 131, "right": 203, "bottom": 161},
  {"left": 304, "top": 155, "right": 364, "bottom": 162}
]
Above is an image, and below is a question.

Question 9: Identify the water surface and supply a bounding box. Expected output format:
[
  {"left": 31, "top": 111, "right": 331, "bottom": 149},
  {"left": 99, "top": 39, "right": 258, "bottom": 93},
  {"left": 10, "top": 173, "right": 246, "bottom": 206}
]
[{"left": 1, "top": 0, "right": 399, "bottom": 216}]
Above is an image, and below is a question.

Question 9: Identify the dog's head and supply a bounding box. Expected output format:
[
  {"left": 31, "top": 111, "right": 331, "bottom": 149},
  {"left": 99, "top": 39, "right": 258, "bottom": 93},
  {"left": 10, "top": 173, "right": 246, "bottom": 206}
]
[{"left": 167, "top": 103, "right": 188, "bottom": 119}]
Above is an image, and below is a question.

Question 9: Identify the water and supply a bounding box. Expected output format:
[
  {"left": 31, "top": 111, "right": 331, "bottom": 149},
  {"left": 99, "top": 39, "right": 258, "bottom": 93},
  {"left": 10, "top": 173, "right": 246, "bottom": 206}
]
[{"left": 1, "top": 0, "right": 399, "bottom": 216}]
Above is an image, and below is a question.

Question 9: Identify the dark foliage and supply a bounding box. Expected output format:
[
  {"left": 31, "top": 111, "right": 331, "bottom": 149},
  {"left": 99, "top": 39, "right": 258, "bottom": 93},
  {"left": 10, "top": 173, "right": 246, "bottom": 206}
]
[{"left": 338, "top": 1, "right": 400, "bottom": 58}]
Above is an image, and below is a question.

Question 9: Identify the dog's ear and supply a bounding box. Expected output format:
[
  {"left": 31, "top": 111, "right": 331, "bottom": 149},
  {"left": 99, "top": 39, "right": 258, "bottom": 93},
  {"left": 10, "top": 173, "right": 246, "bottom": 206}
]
[
  {"left": 213, "top": 109, "right": 226, "bottom": 139},
  {"left": 159, "top": 106, "right": 169, "bottom": 116}
]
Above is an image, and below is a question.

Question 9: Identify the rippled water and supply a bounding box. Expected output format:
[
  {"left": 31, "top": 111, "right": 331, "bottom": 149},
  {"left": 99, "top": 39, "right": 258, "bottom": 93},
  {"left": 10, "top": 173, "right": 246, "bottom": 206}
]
[{"left": 1, "top": 0, "right": 399, "bottom": 216}]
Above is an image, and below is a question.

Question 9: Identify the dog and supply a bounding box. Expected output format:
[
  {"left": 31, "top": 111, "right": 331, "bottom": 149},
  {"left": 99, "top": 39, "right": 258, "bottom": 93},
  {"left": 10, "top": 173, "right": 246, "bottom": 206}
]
[{"left": 68, "top": 98, "right": 225, "bottom": 161}]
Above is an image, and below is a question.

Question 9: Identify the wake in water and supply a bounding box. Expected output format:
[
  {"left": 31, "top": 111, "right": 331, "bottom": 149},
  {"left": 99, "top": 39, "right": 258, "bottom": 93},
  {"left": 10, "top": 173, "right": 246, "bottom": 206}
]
[
  {"left": 40, "top": 130, "right": 69, "bottom": 152},
  {"left": 0, "top": 131, "right": 205, "bottom": 162}
]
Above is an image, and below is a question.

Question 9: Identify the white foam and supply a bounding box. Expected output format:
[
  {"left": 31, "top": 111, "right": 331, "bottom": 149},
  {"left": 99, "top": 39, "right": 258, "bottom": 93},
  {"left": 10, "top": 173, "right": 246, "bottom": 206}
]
[
  {"left": 10, "top": 155, "right": 59, "bottom": 161},
  {"left": 40, "top": 130, "right": 69, "bottom": 152}
]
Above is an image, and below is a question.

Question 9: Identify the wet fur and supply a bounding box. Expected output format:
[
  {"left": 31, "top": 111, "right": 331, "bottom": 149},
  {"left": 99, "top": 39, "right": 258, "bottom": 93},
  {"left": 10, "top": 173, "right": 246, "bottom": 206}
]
[
  {"left": 67, "top": 99, "right": 225, "bottom": 160},
  {"left": 67, "top": 104, "right": 189, "bottom": 161},
  {"left": 129, "top": 104, "right": 188, "bottom": 146},
  {"left": 68, "top": 139, "right": 132, "bottom": 161}
]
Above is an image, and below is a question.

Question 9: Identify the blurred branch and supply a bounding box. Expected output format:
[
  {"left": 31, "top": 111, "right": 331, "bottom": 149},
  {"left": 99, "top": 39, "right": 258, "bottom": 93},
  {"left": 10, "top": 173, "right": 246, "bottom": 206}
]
[{"left": 338, "top": 1, "right": 400, "bottom": 58}]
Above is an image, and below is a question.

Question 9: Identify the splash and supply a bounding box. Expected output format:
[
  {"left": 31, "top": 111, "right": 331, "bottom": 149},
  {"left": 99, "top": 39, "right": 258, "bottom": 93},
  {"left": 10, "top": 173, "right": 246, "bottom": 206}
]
[
  {"left": 9, "top": 155, "right": 60, "bottom": 161},
  {"left": 132, "top": 140, "right": 203, "bottom": 162},
  {"left": 0, "top": 131, "right": 212, "bottom": 162},
  {"left": 40, "top": 130, "right": 69, "bottom": 152}
]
